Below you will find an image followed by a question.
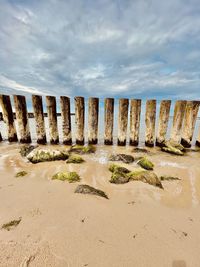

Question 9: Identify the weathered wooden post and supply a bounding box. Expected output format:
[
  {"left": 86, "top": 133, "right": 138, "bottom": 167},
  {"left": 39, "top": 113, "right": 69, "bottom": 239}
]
[
  {"left": 0, "top": 95, "right": 18, "bottom": 142},
  {"left": 145, "top": 100, "right": 156, "bottom": 147},
  {"left": 88, "top": 97, "right": 99, "bottom": 144},
  {"left": 196, "top": 128, "right": 200, "bottom": 147},
  {"left": 156, "top": 100, "right": 171, "bottom": 146},
  {"left": 129, "top": 99, "right": 141, "bottom": 146},
  {"left": 13, "top": 95, "right": 31, "bottom": 143},
  {"left": 117, "top": 98, "right": 129, "bottom": 146},
  {"left": 170, "top": 100, "right": 187, "bottom": 143},
  {"left": 32, "top": 95, "right": 47, "bottom": 144},
  {"left": 181, "top": 101, "right": 200, "bottom": 147},
  {"left": 46, "top": 96, "right": 59, "bottom": 144},
  {"left": 60, "top": 96, "right": 72, "bottom": 145},
  {"left": 104, "top": 98, "right": 114, "bottom": 145},
  {"left": 74, "top": 96, "right": 85, "bottom": 145}
]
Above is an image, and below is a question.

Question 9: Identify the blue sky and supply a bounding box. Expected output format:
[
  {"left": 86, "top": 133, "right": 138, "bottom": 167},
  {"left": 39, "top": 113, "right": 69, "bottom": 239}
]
[{"left": 0, "top": 0, "right": 200, "bottom": 101}]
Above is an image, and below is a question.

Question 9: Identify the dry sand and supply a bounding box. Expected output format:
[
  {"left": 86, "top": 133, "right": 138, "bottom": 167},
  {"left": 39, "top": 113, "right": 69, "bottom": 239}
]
[{"left": 0, "top": 143, "right": 200, "bottom": 267}]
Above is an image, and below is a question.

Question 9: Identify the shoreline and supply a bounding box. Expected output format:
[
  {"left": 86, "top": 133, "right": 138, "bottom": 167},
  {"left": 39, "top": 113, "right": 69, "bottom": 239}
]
[{"left": 0, "top": 143, "right": 200, "bottom": 266}]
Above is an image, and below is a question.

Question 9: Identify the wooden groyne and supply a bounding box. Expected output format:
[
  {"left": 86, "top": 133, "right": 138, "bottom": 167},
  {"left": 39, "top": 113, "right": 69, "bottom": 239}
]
[{"left": 0, "top": 94, "right": 200, "bottom": 147}]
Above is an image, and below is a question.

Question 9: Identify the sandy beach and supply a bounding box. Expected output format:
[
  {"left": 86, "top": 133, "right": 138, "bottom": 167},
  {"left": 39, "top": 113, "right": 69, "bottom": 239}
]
[{"left": 0, "top": 143, "right": 200, "bottom": 267}]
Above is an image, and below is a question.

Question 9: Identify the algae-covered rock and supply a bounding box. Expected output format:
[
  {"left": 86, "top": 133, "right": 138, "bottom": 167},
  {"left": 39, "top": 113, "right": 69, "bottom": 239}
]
[
  {"left": 128, "top": 170, "right": 163, "bottom": 189},
  {"left": 15, "top": 171, "right": 27, "bottom": 177},
  {"left": 161, "top": 141, "right": 184, "bottom": 156},
  {"left": 75, "top": 184, "right": 108, "bottom": 199},
  {"left": 132, "top": 148, "right": 150, "bottom": 153},
  {"left": 161, "top": 146, "right": 184, "bottom": 156},
  {"left": 165, "top": 141, "right": 185, "bottom": 151},
  {"left": 108, "top": 154, "right": 134, "bottom": 163},
  {"left": 160, "top": 175, "right": 180, "bottom": 181},
  {"left": 27, "top": 149, "right": 69, "bottom": 163},
  {"left": 52, "top": 171, "right": 80, "bottom": 183},
  {"left": 69, "top": 145, "right": 96, "bottom": 154},
  {"left": 1, "top": 217, "right": 21, "bottom": 231},
  {"left": 20, "top": 145, "right": 37, "bottom": 157},
  {"left": 137, "top": 157, "right": 154, "bottom": 170},
  {"left": 108, "top": 163, "right": 130, "bottom": 174},
  {"left": 110, "top": 171, "right": 130, "bottom": 184},
  {"left": 66, "top": 155, "right": 84, "bottom": 164}
]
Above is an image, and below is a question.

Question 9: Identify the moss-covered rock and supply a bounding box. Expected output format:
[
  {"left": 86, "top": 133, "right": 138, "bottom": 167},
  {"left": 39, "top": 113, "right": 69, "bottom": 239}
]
[
  {"left": 108, "top": 154, "right": 134, "bottom": 163},
  {"left": 161, "top": 146, "right": 184, "bottom": 156},
  {"left": 20, "top": 145, "right": 37, "bottom": 157},
  {"left": 69, "top": 145, "right": 96, "bottom": 154},
  {"left": 161, "top": 141, "right": 184, "bottom": 156},
  {"left": 66, "top": 155, "right": 84, "bottom": 163},
  {"left": 75, "top": 184, "right": 108, "bottom": 199},
  {"left": 108, "top": 163, "right": 130, "bottom": 174},
  {"left": 27, "top": 149, "right": 69, "bottom": 163},
  {"left": 137, "top": 157, "right": 154, "bottom": 170},
  {"left": 15, "top": 171, "right": 27, "bottom": 177},
  {"left": 52, "top": 171, "right": 80, "bottom": 183},
  {"left": 160, "top": 175, "right": 181, "bottom": 181},
  {"left": 132, "top": 148, "right": 150, "bottom": 153},
  {"left": 1, "top": 217, "right": 21, "bottom": 231},
  {"left": 128, "top": 170, "right": 163, "bottom": 189},
  {"left": 110, "top": 171, "right": 130, "bottom": 184}
]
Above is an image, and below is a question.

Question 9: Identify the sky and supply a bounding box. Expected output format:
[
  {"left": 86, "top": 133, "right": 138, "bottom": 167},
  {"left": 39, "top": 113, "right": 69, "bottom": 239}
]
[{"left": 0, "top": 0, "right": 200, "bottom": 102}]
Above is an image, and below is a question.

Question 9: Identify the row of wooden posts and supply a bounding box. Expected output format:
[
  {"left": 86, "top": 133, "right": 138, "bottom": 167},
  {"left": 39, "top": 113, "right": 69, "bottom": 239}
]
[{"left": 0, "top": 94, "right": 200, "bottom": 148}]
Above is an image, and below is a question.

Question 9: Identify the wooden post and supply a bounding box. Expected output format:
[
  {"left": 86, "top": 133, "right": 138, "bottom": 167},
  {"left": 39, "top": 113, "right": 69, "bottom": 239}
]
[
  {"left": 156, "top": 100, "right": 171, "bottom": 147},
  {"left": 181, "top": 101, "right": 200, "bottom": 147},
  {"left": 74, "top": 96, "right": 85, "bottom": 145},
  {"left": 13, "top": 95, "right": 31, "bottom": 143},
  {"left": 145, "top": 100, "right": 156, "bottom": 147},
  {"left": 129, "top": 99, "right": 141, "bottom": 146},
  {"left": 46, "top": 96, "right": 59, "bottom": 144},
  {"left": 170, "top": 100, "right": 187, "bottom": 143},
  {"left": 117, "top": 98, "right": 129, "bottom": 146},
  {"left": 32, "top": 95, "right": 47, "bottom": 144},
  {"left": 0, "top": 95, "right": 18, "bottom": 142},
  {"left": 60, "top": 96, "right": 72, "bottom": 145},
  {"left": 104, "top": 98, "right": 114, "bottom": 145},
  {"left": 88, "top": 97, "right": 99, "bottom": 144},
  {"left": 196, "top": 128, "right": 200, "bottom": 147}
]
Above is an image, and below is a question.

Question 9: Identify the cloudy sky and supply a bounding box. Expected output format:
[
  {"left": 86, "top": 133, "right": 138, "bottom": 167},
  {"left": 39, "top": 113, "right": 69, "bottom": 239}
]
[{"left": 0, "top": 0, "right": 200, "bottom": 101}]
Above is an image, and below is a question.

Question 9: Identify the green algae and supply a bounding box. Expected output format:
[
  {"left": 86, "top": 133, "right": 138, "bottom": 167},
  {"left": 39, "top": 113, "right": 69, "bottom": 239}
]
[
  {"left": 15, "top": 171, "right": 27, "bottom": 178},
  {"left": 137, "top": 157, "right": 154, "bottom": 170},
  {"left": 2, "top": 217, "right": 22, "bottom": 231},
  {"left": 66, "top": 155, "right": 85, "bottom": 163},
  {"left": 52, "top": 171, "right": 80, "bottom": 183}
]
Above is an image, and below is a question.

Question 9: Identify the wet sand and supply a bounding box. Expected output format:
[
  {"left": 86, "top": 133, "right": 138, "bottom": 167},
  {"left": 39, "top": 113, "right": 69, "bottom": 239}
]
[{"left": 0, "top": 143, "right": 200, "bottom": 267}]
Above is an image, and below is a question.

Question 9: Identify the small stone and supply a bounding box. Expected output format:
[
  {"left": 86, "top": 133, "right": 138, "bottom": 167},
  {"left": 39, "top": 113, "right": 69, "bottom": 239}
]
[
  {"left": 108, "top": 154, "right": 134, "bottom": 163},
  {"left": 137, "top": 157, "right": 154, "bottom": 170},
  {"left": 160, "top": 175, "right": 180, "bottom": 181},
  {"left": 69, "top": 145, "right": 96, "bottom": 154},
  {"left": 52, "top": 171, "right": 80, "bottom": 183},
  {"left": 2, "top": 217, "right": 21, "bottom": 231},
  {"left": 15, "top": 171, "right": 27, "bottom": 178},
  {"left": 75, "top": 184, "right": 108, "bottom": 199},
  {"left": 66, "top": 155, "right": 84, "bottom": 163},
  {"left": 132, "top": 148, "right": 150, "bottom": 153}
]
